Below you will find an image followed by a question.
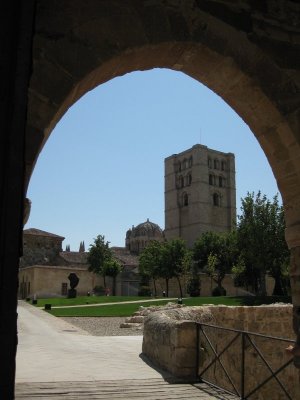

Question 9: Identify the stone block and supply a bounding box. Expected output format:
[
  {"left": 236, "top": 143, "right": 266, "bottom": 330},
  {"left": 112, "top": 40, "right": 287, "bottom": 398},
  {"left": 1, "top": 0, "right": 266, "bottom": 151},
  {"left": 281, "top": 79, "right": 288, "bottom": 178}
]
[
  {"left": 174, "top": 347, "right": 197, "bottom": 368},
  {"left": 170, "top": 321, "right": 197, "bottom": 347},
  {"left": 125, "top": 315, "right": 144, "bottom": 323}
]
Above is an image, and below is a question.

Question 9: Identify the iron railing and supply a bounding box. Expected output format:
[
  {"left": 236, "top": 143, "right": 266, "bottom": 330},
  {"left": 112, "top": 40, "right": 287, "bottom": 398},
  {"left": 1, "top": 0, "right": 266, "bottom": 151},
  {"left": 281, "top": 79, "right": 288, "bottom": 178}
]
[{"left": 196, "top": 323, "right": 295, "bottom": 399}]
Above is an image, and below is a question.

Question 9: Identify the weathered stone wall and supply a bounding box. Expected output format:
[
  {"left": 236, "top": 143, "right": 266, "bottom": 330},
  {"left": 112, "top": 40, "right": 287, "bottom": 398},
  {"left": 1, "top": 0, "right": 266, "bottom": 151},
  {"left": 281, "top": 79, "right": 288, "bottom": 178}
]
[
  {"left": 143, "top": 305, "right": 299, "bottom": 399},
  {"left": 143, "top": 306, "right": 213, "bottom": 378},
  {"left": 18, "top": 265, "right": 102, "bottom": 298},
  {"left": 20, "top": 234, "right": 63, "bottom": 267}
]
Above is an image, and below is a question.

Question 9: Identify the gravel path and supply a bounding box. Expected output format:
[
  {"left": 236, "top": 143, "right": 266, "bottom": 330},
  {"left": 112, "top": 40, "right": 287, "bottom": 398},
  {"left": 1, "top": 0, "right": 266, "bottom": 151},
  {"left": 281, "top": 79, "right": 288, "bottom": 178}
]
[{"left": 61, "top": 317, "right": 143, "bottom": 336}]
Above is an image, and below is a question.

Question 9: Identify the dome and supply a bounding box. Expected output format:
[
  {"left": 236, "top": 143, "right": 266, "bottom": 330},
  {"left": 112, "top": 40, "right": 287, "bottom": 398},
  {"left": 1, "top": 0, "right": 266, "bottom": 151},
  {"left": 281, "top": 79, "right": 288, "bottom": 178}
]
[
  {"left": 125, "top": 218, "right": 164, "bottom": 255},
  {"left": 133, "top": 218, "right": 163, "bottom": 238}
]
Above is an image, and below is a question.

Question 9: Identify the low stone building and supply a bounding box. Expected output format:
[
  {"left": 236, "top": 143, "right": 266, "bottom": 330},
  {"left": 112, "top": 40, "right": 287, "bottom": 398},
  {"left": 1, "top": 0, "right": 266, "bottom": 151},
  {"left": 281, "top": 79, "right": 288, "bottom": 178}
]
[
  {"left": 19, "top": 228, "right": 140, "bottom": 298},
  {"left": 19, "top": 226, "right": 274, "bottom": 299}
]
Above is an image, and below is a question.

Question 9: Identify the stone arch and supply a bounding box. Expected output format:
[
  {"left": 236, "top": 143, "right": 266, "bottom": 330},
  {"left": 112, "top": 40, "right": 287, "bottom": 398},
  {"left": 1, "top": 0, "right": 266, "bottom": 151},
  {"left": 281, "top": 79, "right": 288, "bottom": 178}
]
[
  {"left": 26, "top": 2, "right": 300, "bottom": 247},
  {"left": 22, "top": 0, "right": 300, "bottom": 365}
]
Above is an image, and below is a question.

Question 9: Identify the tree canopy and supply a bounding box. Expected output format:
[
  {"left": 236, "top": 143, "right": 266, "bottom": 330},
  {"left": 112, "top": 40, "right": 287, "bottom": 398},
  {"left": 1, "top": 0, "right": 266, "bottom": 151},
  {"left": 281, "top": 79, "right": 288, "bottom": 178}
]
[
  {"left": 236, "top": 191, "right": 289, "bottom": 295},
  {"left": 139, "top": 240, "right": 163, "bottom": 296},
  {"left": 139, "top": 239, "right": 191, "bottom": 297},
  {"left": 87, "top": 235, "right": 122, "bottom": 294},
  {"left": 193, "top": 230, "right": 238, "bottom": 294}
]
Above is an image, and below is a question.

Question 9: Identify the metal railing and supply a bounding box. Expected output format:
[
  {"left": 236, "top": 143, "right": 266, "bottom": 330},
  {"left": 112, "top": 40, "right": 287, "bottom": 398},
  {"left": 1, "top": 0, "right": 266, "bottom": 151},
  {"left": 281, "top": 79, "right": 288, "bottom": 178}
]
[{"left": 196, "top": 323, "right": 295, "bottom": 399}]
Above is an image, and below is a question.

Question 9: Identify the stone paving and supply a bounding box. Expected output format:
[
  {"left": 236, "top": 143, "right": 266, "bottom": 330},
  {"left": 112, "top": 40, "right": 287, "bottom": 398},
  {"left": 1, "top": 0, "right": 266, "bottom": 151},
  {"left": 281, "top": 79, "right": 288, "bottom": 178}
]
[{"left": 16, "top": 301, "right": 236, "bottom": 399}]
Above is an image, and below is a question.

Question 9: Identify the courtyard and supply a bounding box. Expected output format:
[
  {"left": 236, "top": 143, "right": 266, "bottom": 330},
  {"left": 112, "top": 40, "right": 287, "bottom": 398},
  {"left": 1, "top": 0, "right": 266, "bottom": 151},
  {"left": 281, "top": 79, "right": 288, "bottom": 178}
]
[{"left": 16, "top": 300, "right": 237, "bottom": 399}]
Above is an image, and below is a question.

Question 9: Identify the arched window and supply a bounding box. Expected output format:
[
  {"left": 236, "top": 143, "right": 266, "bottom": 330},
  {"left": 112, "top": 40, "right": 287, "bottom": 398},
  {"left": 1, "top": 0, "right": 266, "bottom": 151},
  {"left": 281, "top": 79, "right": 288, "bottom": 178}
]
[
  {"left": 188, "top": 174, "right": 192, "bottom": 185},
  {"left": 176, "top": 176, "right": 184, "bottom": 188},
  {"left": 219, "top": 176, "right": 225, "bottom": 187},
  {"left": 221, "top": 161, "right": 226, "bottom": 171},
  {"left": 183, "top": 193, "right": 189, "bottom": 207},
  {"left": 178, "top": 161, "right": 181, "bottom": 172},
  {"left": 214, "top": 159, "right": 219, "bottom": 169},
  {"left": 182, "top": 158, "right": 188, "bottom": 169},
  {"left": 213, "top": 193, "right": 220, "bottom": 206},
  {"left": 209, "top": 174, "right": 213, "bottom": 185},
  {"left": 189, "top": 157, "right": 193, "bottom": 167},
  {"left": 208, "top": 157, "right": 212, "bottom": 168}
]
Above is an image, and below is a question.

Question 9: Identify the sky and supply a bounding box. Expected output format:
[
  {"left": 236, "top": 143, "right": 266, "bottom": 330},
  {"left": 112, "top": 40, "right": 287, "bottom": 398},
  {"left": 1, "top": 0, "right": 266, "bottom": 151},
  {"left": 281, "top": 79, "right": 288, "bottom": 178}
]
[{"left": 25, "top": 68, "right": 280, "bottom": 251}]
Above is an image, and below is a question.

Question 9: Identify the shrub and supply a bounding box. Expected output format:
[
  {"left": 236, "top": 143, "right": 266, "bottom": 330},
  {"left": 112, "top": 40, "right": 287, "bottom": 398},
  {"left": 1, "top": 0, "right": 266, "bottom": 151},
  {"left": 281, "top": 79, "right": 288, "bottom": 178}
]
[
  {"left": 138, "top": 286, "right": 152, "bottom": 296},
  {"left": 187, "top": 277, "right": 200, "bottom": 297},
  {"left": 212, "top": 286, "right": 227, "bottom": 296},
  {"left": 93, "top": 285, "right": 105, "bottom": 296}
]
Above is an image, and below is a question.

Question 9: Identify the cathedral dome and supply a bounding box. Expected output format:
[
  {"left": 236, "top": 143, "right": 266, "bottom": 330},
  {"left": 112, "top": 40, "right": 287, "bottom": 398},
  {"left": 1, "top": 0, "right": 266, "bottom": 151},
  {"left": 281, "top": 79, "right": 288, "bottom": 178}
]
[
  {"left": 125, "top": 218, "right": 164, "bottom": 255},
  {"left": 133, "top": 218, "right": 163, "bottom": 238}
]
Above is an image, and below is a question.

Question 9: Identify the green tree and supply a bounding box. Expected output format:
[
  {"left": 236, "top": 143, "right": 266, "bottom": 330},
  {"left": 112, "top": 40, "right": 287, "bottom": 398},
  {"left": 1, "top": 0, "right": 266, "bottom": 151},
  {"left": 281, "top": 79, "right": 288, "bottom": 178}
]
[
  {"left": 87, "top": 235, "right": 112, "bottom": 288},
  {"left": 193, "top": 231, "right": 238, "bottom": 295},
  {"left": 186, "top": 260, "right": 201, "bottom": 297},
  {"left": 206, "top": 253, "right": 224, "bottom": 294},
  {"left": 139, "top": 240, "right": 163, "bottom": 297},
  {"left": 103, "top": 258, "right": 122, "bottom": 296},
  {"left": 162, "top": 239, "right": 191, "bottom": 298},
  {"left": 236, "top": 192, "right": 289, "bottom": 295}
]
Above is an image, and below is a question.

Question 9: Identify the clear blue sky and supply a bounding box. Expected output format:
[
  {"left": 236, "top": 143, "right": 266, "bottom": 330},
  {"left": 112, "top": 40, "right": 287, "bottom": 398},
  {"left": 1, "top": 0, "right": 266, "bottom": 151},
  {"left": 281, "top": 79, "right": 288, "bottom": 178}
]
[{"left": 25, "top": 68, "right": 280, "bottom": 251}]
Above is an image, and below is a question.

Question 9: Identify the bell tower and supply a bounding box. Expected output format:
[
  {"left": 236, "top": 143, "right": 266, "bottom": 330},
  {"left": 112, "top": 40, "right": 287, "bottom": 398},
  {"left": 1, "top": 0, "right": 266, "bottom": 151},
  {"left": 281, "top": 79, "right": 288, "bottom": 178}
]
[{"left": 164, "top": 144, "right": 236, "bottom": 247}]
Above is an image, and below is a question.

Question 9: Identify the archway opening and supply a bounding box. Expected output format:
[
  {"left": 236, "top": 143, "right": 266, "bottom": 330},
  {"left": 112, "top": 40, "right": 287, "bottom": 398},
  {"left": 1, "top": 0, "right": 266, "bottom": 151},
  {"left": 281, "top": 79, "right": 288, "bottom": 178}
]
[
  {"left": 20, "top": 68, "right": 287, "bottom": 385},
  {"left": 25, "top": 68, "right": 280, "bottom": 250}
]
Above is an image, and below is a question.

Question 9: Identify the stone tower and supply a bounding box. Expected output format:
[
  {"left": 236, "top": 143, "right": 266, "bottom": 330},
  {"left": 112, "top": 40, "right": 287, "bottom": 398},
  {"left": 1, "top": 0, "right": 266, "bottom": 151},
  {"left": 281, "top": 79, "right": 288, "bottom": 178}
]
[{"left": 164, "top": 144, "right": 236, "bottom": 247}]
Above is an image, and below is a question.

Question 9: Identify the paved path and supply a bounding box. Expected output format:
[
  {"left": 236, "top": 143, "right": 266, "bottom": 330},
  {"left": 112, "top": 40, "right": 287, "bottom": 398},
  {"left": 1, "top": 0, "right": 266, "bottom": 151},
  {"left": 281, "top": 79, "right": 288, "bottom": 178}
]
[
  {"left": 38, "top": 297, "right": 179, "bottom": 309},
  {"left": 15, "top": 301, "right": 235, "bottom": 399},
  {"left": 16, "top": 301, "right": 163, "bottom": 382}
]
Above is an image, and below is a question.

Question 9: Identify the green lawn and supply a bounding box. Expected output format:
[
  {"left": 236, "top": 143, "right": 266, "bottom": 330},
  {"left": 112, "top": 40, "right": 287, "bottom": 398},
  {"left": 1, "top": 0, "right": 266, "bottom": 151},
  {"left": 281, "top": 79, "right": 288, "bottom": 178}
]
[
  {"left": 34, "top": 295, "right": 152, "bottom": 307},
  {"left": 44, "top": 295, "right": 291, "bottom": 317},
  {"left": 49, "top": 299, "right": 173, "bottom": 317}
]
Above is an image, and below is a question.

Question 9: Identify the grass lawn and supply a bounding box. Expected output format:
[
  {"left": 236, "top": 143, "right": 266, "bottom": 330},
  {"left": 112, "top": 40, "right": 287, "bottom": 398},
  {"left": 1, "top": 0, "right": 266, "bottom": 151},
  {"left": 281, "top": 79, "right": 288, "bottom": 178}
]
[
  {"left": 34, "top": 295, "right": 152, "bottom": 307},
  {"left": 45, "top": 295, "right": 291, "bottom": 317}
]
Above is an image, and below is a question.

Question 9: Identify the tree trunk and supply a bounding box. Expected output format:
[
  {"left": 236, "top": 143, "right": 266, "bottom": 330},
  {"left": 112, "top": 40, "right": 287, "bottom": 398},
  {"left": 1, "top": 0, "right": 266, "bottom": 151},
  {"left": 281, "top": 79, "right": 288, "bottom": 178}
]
[
  {"left": 112, "top": 276, "right": 116, "bottom": 296},
  {"left": 258, "top": 272, "right": 267, "bottom": 296},
  {"left": 217, "top": 278, "right": 222, "bottom": 290},
  {"left": 103, "top": 275, "right": 106, "bottom": 288},
  {"left": 176, "top": 276, "right": 183, "bottom": 298},
  {"left": 153, "top": 279, "right": 157, "bottom": 297},
  {"left": 272, "top": 275, "right": 284, "bottom": 296},
  {"left": 165, "top": 278, "right": 169, "bottom": 297}
]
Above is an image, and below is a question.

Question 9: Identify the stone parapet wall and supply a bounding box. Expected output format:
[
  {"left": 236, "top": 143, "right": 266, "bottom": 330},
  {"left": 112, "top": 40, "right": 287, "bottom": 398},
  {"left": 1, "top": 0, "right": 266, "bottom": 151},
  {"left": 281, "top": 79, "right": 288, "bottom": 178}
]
[
  {"left": 142, "top": 305, "right": 299, "bottom": 399},
  {"left": 142, "top": 306, "right": 213, "bottom": 379}
]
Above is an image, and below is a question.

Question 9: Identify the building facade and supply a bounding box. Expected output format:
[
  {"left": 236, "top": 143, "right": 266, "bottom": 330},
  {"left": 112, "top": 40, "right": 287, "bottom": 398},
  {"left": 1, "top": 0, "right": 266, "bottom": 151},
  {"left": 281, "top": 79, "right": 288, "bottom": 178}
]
[
  {"left": 164, "top": 144, "right": 236, "bottom": 247},
  {"left": 19, "top": 228, "right": 142, "bottom": 298}
]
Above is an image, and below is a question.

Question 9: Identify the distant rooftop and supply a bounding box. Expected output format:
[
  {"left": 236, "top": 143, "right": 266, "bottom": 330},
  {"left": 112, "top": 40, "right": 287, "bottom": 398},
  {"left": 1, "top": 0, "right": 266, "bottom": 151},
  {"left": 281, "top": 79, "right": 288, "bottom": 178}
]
[
  {"left": 111, "top": 247, "right": 139, "bottom": 266},
  {"left": 59, "top": 251, "right": 88, "bottom": 264},
  {"left": 24, "top": 228, "right": 65, "bottom": 240}
]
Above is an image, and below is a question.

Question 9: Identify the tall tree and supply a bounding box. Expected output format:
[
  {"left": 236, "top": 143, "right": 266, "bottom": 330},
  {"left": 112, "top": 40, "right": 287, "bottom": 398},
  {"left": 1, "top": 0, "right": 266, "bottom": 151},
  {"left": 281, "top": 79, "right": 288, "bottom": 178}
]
[
  {"left": 193, "top": 231, "right": 238, "bottom": 295},
  {"left": 139, "top": 240, "right": 163, "bottom": 297},
  {"left": 162, "top": 239, "right": 191, "bottom": 298},
  {"left": 87, "top": 235, "right": 112, "bottom": 288},
  {"left": 237, "top": 192, "right": 289, "bottom": 295},
  {"left": 103, "top": 258, "right": 122, "bottom": 296}
]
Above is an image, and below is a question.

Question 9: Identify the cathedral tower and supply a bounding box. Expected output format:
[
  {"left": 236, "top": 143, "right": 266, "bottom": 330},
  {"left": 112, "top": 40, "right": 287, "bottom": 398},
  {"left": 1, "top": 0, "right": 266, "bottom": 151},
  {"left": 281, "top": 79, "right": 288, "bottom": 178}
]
[{"left": 164, "top": 144, "right": 236, "bottom": 247}]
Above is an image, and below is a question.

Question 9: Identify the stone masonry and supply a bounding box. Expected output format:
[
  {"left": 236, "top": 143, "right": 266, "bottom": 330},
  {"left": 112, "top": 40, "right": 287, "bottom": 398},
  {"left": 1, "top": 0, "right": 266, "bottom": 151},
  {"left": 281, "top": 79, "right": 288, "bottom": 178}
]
[
  {"left": 165, "top": 144, "right": 236, "bottom": 247},
  {"left": 143, "top": 305, "right": 300, "bottom": 399}
]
